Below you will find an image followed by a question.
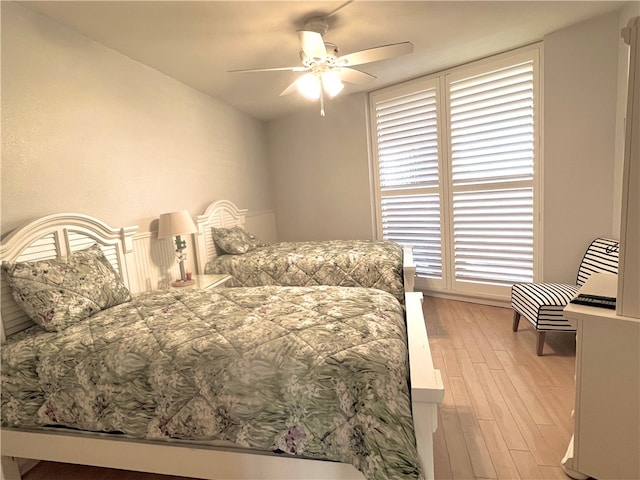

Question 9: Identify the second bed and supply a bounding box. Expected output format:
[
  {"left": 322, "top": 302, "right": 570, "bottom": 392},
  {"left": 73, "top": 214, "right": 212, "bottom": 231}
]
[{"left": 195, "top": 200, "right": 416, "bottom": 302}]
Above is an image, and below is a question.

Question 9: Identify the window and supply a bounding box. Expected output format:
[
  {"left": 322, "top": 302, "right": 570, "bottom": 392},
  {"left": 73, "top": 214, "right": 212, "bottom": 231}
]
[{"left": 369, "top": 48, "right": 540, "bottom": 301}]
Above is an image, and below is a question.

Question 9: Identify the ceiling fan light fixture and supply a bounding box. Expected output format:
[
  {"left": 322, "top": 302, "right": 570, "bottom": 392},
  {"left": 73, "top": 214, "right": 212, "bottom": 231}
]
[
  {"left": 296, "top": 72, "right": 321, "bottom": 100},
  {"left": 322, "top": 71, "right": 344, "bottom": 98},
  {"left": 296, "top": 71, "right": 344, "bottom": 101}
]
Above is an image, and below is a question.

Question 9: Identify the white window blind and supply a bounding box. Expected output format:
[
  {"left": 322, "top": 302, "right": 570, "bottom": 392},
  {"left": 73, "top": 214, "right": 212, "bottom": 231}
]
[
  {"left": 381, "top": 194, "right": 442, "bottom": 278},
  {"left": 370, "top": 48, "right": 539, "bottom": 300},
  {"left": 373, "top": 83, "right": 443, "bottom": 280},
  {"left": 448, "top": 59, "right": 535, "bottom": 287},
  {"left": 452, "top": 188, "right": 534, "bottom": 284}
]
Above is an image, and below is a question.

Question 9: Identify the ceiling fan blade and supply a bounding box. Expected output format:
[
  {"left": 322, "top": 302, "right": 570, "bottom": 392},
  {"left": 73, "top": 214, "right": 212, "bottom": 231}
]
[
  {"left": 337, "top": 41, "right": 414, "bottom": 67},
  {"left": 228, "top": 66, "right": 308, "bottom": 73},
  {"left": 324, "top": 0, "right": 354, "bottom": 19},
  {"left": 335, "top": 67, "right": 376, "bottom": 84},
  {"left": 297, "top": 30, "right": 327, "bottom": 60},
  {"left": 280, "top": 78, "right": 301, "bottom": 96}
]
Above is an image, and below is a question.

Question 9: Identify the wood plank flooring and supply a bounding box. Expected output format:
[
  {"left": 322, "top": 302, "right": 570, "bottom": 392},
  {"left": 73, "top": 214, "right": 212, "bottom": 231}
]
[
  {"left": 21, "top": 296, "right": 577, "bottom": 480},
  {"left": 426, "top": 296, "right": 576, "bottom": 480}
]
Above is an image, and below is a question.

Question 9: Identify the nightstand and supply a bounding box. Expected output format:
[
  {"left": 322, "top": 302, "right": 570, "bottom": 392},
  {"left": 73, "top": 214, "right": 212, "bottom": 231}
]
[{"left": 172, "top": 274, "right": 231, "bottom": 290}]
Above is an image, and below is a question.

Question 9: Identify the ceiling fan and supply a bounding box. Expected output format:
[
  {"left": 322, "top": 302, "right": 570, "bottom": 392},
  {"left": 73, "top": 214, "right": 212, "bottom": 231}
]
[{"left": 228, "top": 0, "right": 414, "bottom": 116}]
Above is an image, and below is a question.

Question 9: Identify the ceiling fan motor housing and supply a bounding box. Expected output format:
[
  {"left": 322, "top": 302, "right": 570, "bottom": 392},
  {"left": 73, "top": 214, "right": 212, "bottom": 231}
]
[
  {"left": 299, "top": 42, "right": 339, "bottom": 65},
  {"left": 303, "top": 17, "right": 329, "bottom": 36}
]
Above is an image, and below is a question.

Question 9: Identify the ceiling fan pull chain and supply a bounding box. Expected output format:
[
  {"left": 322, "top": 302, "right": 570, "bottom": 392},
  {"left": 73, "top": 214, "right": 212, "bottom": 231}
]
[{"left": 320, "top": 81, "right": 326, "bottom": 116}]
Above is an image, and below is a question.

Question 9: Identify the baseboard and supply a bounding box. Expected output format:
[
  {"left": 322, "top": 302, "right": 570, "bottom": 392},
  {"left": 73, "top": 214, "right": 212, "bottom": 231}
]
[{"left": 419, "top": 289, "right": 511, "bottom": 309}]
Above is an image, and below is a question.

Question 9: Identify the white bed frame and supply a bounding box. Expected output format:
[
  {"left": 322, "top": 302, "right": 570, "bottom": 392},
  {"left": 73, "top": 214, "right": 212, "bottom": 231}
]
[
  {"left": 195, "top": 200, "right": 417, "bottom": 292},
  {"left": 0, "top": 212, "right": 443, "bottom": 480}
]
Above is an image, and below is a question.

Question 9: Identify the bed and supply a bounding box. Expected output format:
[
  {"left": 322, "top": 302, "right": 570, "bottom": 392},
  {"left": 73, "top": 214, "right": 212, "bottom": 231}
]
[
  {"left": 0, "top": 212, "right": 443, "bottom": 480},
  {"left": 194, "top": 200, "right": 416, "bottom": 299}
]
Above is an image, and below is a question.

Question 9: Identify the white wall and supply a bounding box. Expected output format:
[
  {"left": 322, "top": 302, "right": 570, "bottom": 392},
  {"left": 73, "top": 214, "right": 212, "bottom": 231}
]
[
  {"left": 266, "top": 93, "right": 373, "bottom": 241},
  {"left": 543, "top": 11, "right": 620, "bottom": 283},
  {"left": 1, "top": 2, "right": 273, "bottom": 236}
]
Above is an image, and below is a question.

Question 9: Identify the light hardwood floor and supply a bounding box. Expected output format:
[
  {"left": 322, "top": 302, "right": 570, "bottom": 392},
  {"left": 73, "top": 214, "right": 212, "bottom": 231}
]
[
  {"left": 22, "top": 296, "right": 577, "bottom": 480},
  {"left": 427, "top": 296, "right": 576, "bottom": 480}
]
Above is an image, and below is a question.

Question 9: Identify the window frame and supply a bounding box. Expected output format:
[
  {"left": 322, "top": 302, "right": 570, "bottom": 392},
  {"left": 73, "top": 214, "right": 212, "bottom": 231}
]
[{"left": 368, "top": 44, "right": 543, "bottom": 302}]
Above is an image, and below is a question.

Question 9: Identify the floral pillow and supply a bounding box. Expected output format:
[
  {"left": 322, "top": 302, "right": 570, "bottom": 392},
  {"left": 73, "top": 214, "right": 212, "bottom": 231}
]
[
  {"left": 2, "top": 244, "right": 131, "bottom": 332},
  {"left": 212, "top": 226, "right": 267, "bottom": 255}
]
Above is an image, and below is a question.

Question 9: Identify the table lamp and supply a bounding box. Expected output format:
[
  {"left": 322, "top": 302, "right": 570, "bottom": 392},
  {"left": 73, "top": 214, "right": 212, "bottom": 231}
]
[{"left": 158, "top": 210, "right": 198, "bottom": 287}]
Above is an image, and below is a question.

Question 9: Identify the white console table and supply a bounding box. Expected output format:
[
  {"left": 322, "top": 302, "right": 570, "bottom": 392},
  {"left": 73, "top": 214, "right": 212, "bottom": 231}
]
[{"left": 562, "top": 273, "right": 640, "bottom": 480}]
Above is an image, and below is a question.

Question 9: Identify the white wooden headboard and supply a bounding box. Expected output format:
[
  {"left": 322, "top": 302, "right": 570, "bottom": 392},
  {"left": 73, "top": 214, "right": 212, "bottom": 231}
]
[
  {"left": 194, "top": 200, "right": 247, "bottom": 274},
  {"left": 0, "top": 213, "right": 138, "bottom": 339}
]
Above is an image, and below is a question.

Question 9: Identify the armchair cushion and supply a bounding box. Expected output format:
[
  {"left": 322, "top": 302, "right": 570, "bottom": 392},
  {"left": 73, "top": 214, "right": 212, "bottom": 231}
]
[{"left": 511, "top": 282, "right": 579, "bottom": 331}]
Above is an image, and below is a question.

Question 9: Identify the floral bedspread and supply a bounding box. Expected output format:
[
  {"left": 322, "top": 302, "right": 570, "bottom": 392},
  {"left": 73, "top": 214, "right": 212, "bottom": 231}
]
[
  {"left": 2, "top": 286, "right": 420, "bottom": 480},
  {"left": 205, "top": 240, "right": 405, "bottom": 302}
]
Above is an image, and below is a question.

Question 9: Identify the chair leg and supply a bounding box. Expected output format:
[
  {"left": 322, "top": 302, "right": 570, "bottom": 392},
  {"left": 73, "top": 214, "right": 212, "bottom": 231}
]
[
  {"left": 512, "top": 311, "right": 521, "bottom": 332},
  {"left": 537, "top": 331, "right": 546, "bottom": 356}
]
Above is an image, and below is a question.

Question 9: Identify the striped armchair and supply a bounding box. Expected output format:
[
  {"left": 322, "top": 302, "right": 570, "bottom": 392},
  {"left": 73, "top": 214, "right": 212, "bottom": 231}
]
[{"left": 511, "top": 238, "right": 619, "bottom": 355}]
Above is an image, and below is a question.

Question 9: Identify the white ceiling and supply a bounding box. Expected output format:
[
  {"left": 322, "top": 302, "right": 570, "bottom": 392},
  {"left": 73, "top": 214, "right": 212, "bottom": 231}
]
[{"left": 20, "top": 0, "right": 629, "bottom": 121}]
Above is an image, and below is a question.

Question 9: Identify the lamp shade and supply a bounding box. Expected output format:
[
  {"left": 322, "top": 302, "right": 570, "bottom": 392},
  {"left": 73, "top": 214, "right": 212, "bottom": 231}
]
[
  {"left": 297, "top": 72, "right": 321, "bottom": 100},
  {"left": 322, "top": 71, "right": 344, "bottom": 98},
  {"left": 296, "top": 71, "right": 345, "bottom": 101},
  {"left": 158, "top": 210, "right": 197, "bottom": 239}
]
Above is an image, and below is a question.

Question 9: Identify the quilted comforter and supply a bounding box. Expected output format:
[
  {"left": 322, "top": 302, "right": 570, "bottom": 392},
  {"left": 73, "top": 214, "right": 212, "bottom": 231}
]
[
  {"left": 205, "top": 240, "right": 405, "bottom": 302},
  {"left": 2, "top": 286, "right": 420, "bottom": 480}
]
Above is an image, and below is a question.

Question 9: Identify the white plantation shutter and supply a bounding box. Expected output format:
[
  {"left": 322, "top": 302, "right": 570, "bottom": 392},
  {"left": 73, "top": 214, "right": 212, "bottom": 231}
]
[
  {"left": 377, "top": 89, "right": 440, "bottom": 191},
  {"left": 448, "top": 57, "right": 536, "bottom": 286},
  {"left": 381, "top": 194, "right": 442, "bottom": 278},
  {"left": 370, "top": 47, "right": 539, "bottom": 299},
  {"left": 371, "top": 80, "right": 444, "bottom": 280},
  {"left": 452, "top": 188, "right": 534, "bottom": 284}
]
